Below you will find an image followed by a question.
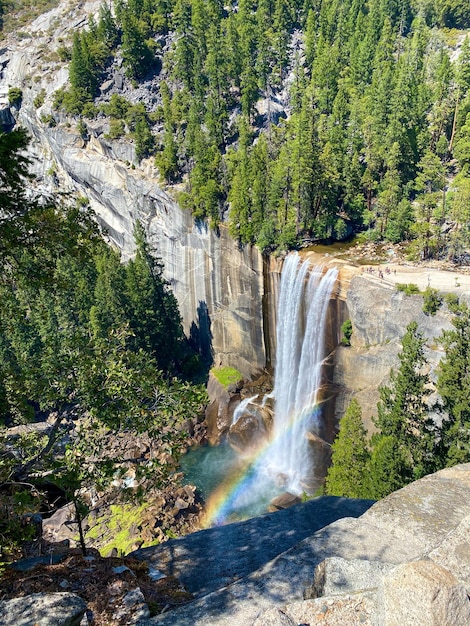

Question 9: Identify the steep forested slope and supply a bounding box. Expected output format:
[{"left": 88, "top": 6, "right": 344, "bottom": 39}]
[{"left": 13, "top": 0, "right": 469, "bottom": 256}]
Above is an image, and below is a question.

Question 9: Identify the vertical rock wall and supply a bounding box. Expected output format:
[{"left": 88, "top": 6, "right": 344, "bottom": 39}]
[{"left": 41, "top": 126, "right": 268, "bottom": 377}]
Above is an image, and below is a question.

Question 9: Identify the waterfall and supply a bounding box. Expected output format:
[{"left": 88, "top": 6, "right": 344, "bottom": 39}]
[
  {"left": 267, "top": 252, "right": 338, "bottom": 494},
  {"left": 189, "top": 251, "right": 339, "bottom": 525},
  {"left": 231, "top": 395, "right": 259, "bottom": 425}
]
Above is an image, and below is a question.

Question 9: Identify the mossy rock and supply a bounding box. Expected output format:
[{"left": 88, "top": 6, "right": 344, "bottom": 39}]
[{"left": 211, "top": 366, "right": 243, "bottom": 388}]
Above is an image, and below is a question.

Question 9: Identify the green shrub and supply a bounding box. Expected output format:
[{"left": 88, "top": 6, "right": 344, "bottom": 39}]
[
  {"left": 33, "top": 89, "right": 46, "bottom": 108},
  {"left": 76, "top": 195, "right": 89, "bottom": 207},
  {"left": 106, "top": 119, "right": 126, "bottom": 139},
  {"left": 422, "top": 287, "right": 443, "bottom": 316},
  {"left": 445, "top": 293, "right": 460, "bottom": 313},
  {"left": 396, "top": 283, "right": 421, "bottom": 296},
  {"left": 77, "top": 119, "right": 87, "bottom": 138},
  {"left": 40, "top": 113, "right": 56, "bottom": 127},
  {"left": 82, "top": 103, "right": 98, "bottom": 119},
  {"left": 341, "top": 319, "right": 353, "bottom": 346},
  {"left": 57, "top": 46, "right": 71, "bottom": 62},
  {"left": 8, "top": 87, "right": 23, "bottom": 107}
]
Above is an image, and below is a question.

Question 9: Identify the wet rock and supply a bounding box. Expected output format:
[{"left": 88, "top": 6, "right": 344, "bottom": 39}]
[
  {"left": 227, "top": 411, "right": 268, "bottom": 453},
  {"left": 206, "top": 372, "right": 244, "bottom": 444},
  {"left": 268, "top": 493, "right": 301, "bottom": 512}
]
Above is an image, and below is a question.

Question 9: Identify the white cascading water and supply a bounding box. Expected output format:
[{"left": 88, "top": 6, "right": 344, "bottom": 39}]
[
  {"left": 266, "top": 252, "right": 338, "bottom": 494},
  {"left": 184, "top": 252, "right": 339, "bottom": 524},
  {"left": 231, "top": 395, "right": 258, "bottom": 425}
]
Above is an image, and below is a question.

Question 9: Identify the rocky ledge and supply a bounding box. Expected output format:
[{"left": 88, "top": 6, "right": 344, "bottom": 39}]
[
  {"left": 135, "top": 463, "right": 470, "bottom": 625},
  {"left": 1, "top": 464, "right": 469, "bottom": 625}
]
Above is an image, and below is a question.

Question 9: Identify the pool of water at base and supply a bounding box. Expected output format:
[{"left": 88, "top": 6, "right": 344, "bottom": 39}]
[{"left": 180, "top": 443, "right": 285, "bottom": 525}]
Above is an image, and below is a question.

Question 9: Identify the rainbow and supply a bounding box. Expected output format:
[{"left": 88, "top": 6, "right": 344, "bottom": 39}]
[{"left": 201, "top": 401, "right": 323, "bottom": 528}]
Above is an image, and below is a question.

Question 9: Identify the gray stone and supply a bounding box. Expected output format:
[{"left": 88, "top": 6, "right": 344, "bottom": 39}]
[
  {"left": 379, "top": 561, "right": 470, "bottom": 626},
  {"left": 0, "top": 592, "right": 87, "bottom": 626},
  {"left": 360, "top": 465, "right": 470, "bottom": 555},
  {"left": 252, "top": 607, "right": 297, "bottom": 626},
  {"left": 42, "top": 503, "right": 76, "bottom": 544},
  {"left": 428, "top": 515, "right": 470, "bottom": 593},
  {"left": 113, "top": 588, "right": 150, "bottom": 624},
  {"left": 308, "top": 557, "right": 395, "bottom": 598},
  {"left": 285, "top": 593, "right": 376, "bottom": 626}
]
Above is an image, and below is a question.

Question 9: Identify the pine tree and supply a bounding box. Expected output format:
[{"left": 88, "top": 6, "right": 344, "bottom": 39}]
[
  {"left": 373, "top": 321, "right": 436, "bottom": 483},
  {"left": 366, "top": 434, "right": 407, "bottom": 499},
  {"left": 121, "top": 10, "right": 153, "bottom": 79},
  {"left": 436, "top": 302, "right": 470, "bottom": 465},
  {"left": 125, "top": 223, "right": 184, "bottom": 373},
  {"left": 325, "top": 398, "right": 370, "bottom": 498}
]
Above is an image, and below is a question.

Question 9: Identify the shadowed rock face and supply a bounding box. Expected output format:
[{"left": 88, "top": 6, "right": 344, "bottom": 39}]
[{"left": 131, "top": 495, "right": 375, "bottom": 599}]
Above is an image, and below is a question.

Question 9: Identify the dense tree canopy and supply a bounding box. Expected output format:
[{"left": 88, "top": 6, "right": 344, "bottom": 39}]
[
  {"left": 0, "top": 129, "right": 206, "bottom": 560},
  {"left": 48, "top": 0, "right": 470, "bottom": 255}
]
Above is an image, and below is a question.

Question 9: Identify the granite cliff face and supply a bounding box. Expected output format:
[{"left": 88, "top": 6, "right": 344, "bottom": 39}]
[
  {"left": 0, "top": 0, "right": 467, "bottom": 391},
  {"left": 0, "top": 0, "right": 267, "bottom": 376},
  {"left": 333, "top": 273, "right": 453, "bottom": 430}
]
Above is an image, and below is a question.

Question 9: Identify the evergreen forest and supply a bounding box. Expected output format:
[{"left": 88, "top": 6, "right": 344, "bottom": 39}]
[
  {"left": 42, "top": 0, "right": 470, "bottom": 255},
  {"left": 0, "top": 129, "right": 207, "bottom": 560},
  {"left": 1, "top": 0, "right": 470, "bottom": 560}
]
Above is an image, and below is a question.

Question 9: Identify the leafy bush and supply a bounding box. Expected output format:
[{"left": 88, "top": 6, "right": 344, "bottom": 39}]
[
  {"left": 396, "top": 283, "right": 421, "bottom": 296},
  {"left": 422, "top": 287, "right": 443, "bottom": 316},
  {"left": 341, "top": 319, "right": 353, "bottom": 346},
  {"left": 8, "top": 87, "right": 23, "bottom": 107},
  {"left": 33, "top": 89, "right": 46, "bottom": 108},
  {"left": 57, "top": 45, "right": 71, "bottom": 62},
  {"left": 445, "top": 292, "right": 460, "bottom": 313},
  {"left": 106, "top": 119, "right": 126, "bottom": 140},
  {"left": 40, "top": 113, "right": 56, "bottom": 127},
  {"left": 211, "top": 366, "right": 243, "bottom": 388}
]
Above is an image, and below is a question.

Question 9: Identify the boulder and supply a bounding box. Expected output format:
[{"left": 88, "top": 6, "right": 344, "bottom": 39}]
[
  {"left": 0, "top": 592, "right": 87, "bottom": 626},
  {"left": 206, "top": 372, "right": 244, "bottom": 444},
  {"left": 379, "top": 560, "right": 470, "bottom": 626},
  {"left": 427, "top": 515, "right": 470, "bottom": 593},
  {"left": 227, "top": 411, "right": 268, "bottom": 453},
  {"left": 268, "top": 493, "right": 301, "bottom": 512},
  {"left": 282, "top": 593, "right": 376, "bottom": 626}
]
